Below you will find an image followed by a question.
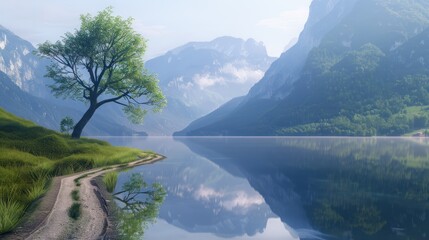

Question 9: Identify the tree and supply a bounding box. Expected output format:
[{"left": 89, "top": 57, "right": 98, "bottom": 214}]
[
  {"left": 38, "top": 8, "right": 166, "bottom": 138},
  {"left": 60, "top": 116, "right": 74, "bottom": 134}
]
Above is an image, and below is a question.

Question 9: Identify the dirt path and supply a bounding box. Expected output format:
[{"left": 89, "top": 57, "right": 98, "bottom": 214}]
[{"left": 3, "top": 155, "right": 164, "bottom": 240}]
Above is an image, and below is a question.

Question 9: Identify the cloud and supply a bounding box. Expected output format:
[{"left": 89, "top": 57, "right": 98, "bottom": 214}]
[
  {"left": 193, "top": 73, "right": 225, "bottom": 89},
  {"left": 168, "top": 76, "right": 194, "bottom": 90},
  {"left": 220, "top": 64, "right": 264, "bottom": 84},
  {"left": 221, "top": 191, "right": 264, "bottom": 211},
  {"left": 257, "top": 9, "right": 309, "bottom": 31},
  {"left": 194, "top": 185, "right": 224, "bottom": 200}
]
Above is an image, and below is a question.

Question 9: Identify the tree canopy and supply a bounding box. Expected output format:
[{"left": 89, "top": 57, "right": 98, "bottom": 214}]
[{"left": 38, "top": 7, "right": 166, "bottom": 138}]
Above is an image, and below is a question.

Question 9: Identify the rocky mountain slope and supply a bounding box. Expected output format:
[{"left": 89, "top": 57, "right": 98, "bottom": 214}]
[
  {"left": 0, "top": 71, "right": 133, "bottom": 135},
  {"left": 139, "top": 36, "right": 275, "bottom": 135},
  {"left": 177, "top": 0, "right": 429, "bottom": 136}
]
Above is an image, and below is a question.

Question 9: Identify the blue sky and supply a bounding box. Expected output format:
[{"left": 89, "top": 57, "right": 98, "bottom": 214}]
[{"left": 0, "top": 0, "right": 311, "bottom": 59}]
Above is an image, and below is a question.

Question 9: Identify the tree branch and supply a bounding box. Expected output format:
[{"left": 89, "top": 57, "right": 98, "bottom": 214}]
[{"left": 96, "top": 91, "right": 129, "bottom": 108}]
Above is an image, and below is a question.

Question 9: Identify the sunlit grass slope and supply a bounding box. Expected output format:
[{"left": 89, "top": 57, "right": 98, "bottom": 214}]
[{"left": 0, "top": 108, "right": 150, "bottom": 234}]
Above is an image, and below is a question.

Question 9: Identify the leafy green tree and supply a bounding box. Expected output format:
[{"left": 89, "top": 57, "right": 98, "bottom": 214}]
[
  {"left": 60, "top": 116, "right": 74, "bottom": 134},
  {"left": 38, "top": 8, "right": 166, "bottom": 138}
]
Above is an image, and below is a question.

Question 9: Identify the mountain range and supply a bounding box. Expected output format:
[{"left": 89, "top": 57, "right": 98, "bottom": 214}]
[
  {"left": 135, "top": 36, "right": 275, "bottom": 135},
  {"left": 0, "top": 26, "right": 133, "bottom": 136},
  {"left": 177, "top": 0, "right": 429, "bottom": 136},
  {"left": 5, "top": 0, "right": 429, "bottom": 137},
  {"left": 0, "top": 25, "right": 274, "bottom": 136}
]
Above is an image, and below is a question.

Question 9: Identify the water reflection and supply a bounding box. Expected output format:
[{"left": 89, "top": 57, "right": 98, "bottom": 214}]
[
  {"left": 110, "top": 137, "right": 298, "bottom": 239},
  {"left": 179, "top": 137, "right": 429, "bottom": 240},
  {"left": 113, "top": 173, "right": 166, "bottom": 240},
  {"left": 103, "top": 137, "right": 429, "bottom": 240}
]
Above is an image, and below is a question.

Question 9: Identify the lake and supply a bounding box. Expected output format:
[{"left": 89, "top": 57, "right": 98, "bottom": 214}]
[{"left": 101, "top": 137, "right": 429, "bottom": 240}]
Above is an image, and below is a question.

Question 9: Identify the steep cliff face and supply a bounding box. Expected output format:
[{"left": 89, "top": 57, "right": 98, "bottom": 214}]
[
  {"left": 0, "top": 25, "right": 49, "bottom": 97},
  {"left": 177, "top": 0, "right": 359, "bottom": 136},
  {"left": 247, "top": 0, "right": 358, "bottom": 100}
]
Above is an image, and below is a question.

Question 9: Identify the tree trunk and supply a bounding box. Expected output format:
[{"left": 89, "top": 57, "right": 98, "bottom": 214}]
[{"left": 71, "top": 105, "right": 97, "bottom": 139}]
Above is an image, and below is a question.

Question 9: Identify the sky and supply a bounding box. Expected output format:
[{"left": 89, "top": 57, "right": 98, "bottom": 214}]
[{"left": 0, "top": 0, "right": 312, "bottom": 59}]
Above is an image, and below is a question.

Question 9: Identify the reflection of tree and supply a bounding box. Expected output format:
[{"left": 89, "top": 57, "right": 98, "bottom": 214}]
[{"left": 114, "top": 173, "right": 166, "bottom": 240}]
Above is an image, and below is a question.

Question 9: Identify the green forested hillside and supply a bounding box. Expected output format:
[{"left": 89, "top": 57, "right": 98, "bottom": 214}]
[
  {"left": 0, "top": 108, "right": 148, "bottom": 233},
  {"left": 270, "top": 31, "right": 429, "bottom": 135},
  {"left": 180, "top": 0, "right": 429, "bottom": 136}
]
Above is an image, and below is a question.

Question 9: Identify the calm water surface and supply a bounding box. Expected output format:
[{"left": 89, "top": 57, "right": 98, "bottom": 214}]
[{"left": 101, "top": 137, "right": 429, "bottom": 240}]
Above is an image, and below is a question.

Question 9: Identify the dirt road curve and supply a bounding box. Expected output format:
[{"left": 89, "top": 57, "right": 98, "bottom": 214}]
[{"left": 3, "top": 155, "right": 164, "bottom": 240}]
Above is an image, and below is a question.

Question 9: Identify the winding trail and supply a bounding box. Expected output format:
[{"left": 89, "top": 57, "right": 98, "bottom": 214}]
[{"left": 3, "top": 155, "right": 164, "bottom": 240}]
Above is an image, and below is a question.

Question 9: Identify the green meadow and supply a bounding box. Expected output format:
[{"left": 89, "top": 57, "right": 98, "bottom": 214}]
[{"left": 0, "top": 108, "right": 149, "bottom": 234}]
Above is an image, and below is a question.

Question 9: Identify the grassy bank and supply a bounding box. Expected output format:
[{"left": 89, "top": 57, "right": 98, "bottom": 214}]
[{"left": 0, "top": 108, "right": 149, "bottom": 234}]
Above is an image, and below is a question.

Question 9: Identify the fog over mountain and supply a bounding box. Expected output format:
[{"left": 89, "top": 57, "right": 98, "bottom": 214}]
[
  {"left": 136, "top": 37, "right": 275, "bottom": 135},
  {"left": 178, "top": 0, "right": 429, "bottom": 137}
]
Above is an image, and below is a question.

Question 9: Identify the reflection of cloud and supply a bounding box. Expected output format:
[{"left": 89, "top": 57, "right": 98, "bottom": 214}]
[
  {"left": 193, "top": 74, "right": 225, "bottom": 89},
  {"left": 220, "top": 64, "right": 264, "bottom": 84},
  {"left": 257, "top": 9, "right": 309, "bottom": 31},
  {"left": 194, "top": 185, "right": 224, "bottom": 200},
  {"left": 221, "top": 191, "right": 264, "bottom": 210},
  {"left": 194, "top": 185, "right": 264, "bottom": 212}
]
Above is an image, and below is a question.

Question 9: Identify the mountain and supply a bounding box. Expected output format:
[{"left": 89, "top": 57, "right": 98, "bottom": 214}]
[
  {"left": 0, "top": 25, "right": 50, "bottom": 97},
  {"left": 0, "top": 26, "right": 140, "bottom": 136},
  {"left": 177, "top": 0, "right": 429, "bottom": 136},
  {"left": 138, "top": 37, "right": 275, "bottom": 135},
  {"left": 248, "top": 0, "right": 358, "bottom": 100},
  {"left": 0, "top": 71, "right": 133, "bottom": 136},
  {"left": 1, "top": 25, "right": 275, "bottom": 136}
]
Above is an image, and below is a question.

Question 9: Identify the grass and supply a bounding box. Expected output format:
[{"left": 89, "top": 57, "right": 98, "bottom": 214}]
[
  {"left": 0, "top": 200, "right": 26, "bottom": 233},
  {"left": 68, "top": 203, "right": 81, "bottom": 220},
  {"left": 0, "top": 108, "right": 152, "bottom": 234},
  {"left": 102, "top": 171, "right": 118, "bottom": 193},
  {"left": 26, "top": 180, "right": 47, "bottom": 202}
]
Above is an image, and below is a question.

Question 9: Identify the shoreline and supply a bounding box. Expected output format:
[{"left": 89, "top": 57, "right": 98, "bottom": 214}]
[{"left": 2, "top": 154, "right": 165, "bottom": 240}]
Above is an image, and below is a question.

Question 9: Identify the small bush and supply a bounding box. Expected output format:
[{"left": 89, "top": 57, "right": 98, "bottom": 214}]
[
  {"left": 60, "top": 117, "right": 74, "bottom": 135},
  {"left": 103, "top": 171, "right": 118, "bottom": 193},
  {"left": 68, "top": 203, "right": 81, "bottom": 220},
  {"left": 0, "top": 108, "right": 148, "bottom": 234},
  {"left": 71, "top": 190, "right": 79, "bottom": 201}
]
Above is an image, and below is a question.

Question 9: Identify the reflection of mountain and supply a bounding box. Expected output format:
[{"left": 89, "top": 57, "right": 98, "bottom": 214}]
[
  {"left": 177, "top": 138, "right": 314, "bottom": 232},
  {"left": 113, "top": 138, "right": 274, "bottom": 238},
  {"left": 177, "top": 137, "right": 429, "bottom": 240}
]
